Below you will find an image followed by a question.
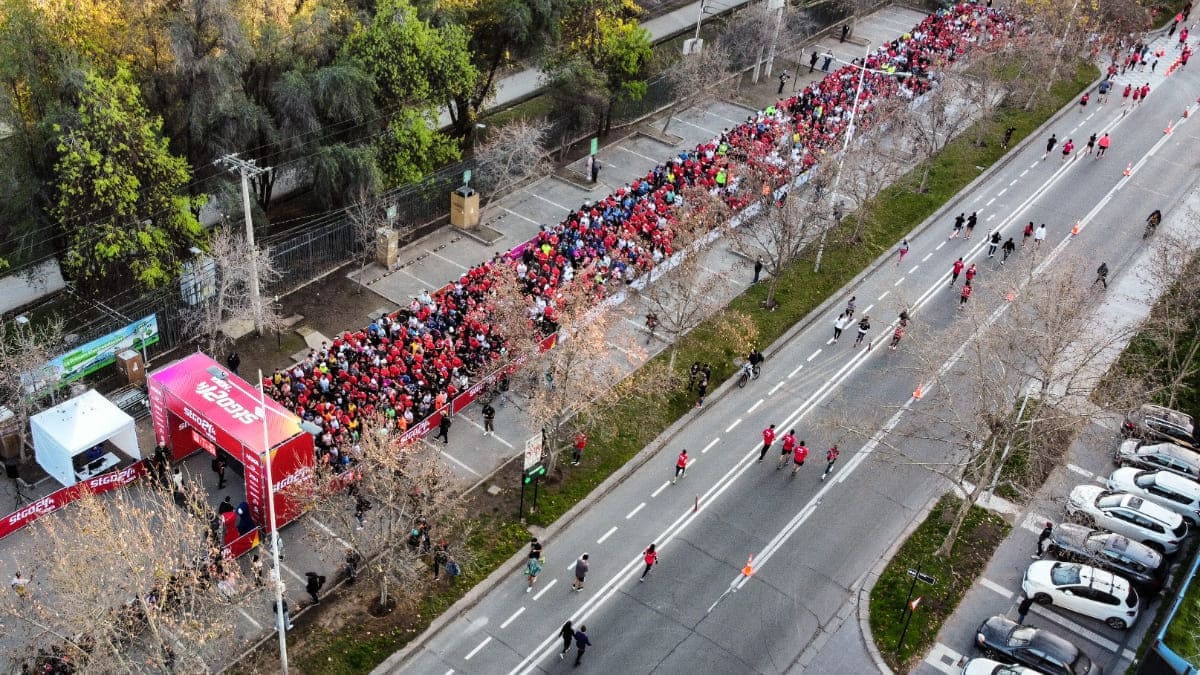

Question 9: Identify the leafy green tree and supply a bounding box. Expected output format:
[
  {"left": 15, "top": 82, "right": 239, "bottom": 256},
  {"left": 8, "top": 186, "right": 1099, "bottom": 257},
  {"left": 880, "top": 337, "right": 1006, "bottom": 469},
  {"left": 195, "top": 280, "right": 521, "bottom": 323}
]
[
  {"left": 53, "top": 66, "right": 206, "bottom": 294},
  {"left": 595, "top": 15, "right": 651, "bottom": 129},
  {"left": 543, "top": 54, "right": 608, "bottom": 154},
  {"left": 374, "top": 108, "right": 461, "bottom": 187}
]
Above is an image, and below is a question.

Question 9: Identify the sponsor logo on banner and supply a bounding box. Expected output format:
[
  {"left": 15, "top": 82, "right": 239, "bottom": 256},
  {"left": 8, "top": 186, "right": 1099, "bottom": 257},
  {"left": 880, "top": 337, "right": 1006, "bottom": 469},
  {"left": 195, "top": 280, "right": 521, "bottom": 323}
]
[
  {"left": 85, "top": 465, "right": 140, "bottom": 491},
  {"left": 6, "top": 496, "right": 56, "bottom": 528},
  {"left": 195, "top": 378, "right": 261, "bottom": 425},
  {"left": 400, "top": 417, "right": 435, "bottom": 445},
  {"left": 182, "top": 406, "right": 217, "bottom": 440},
  {"left": 273, "top": 465, "right": 313, "bottom": 494},
  {"left": 0, "top": 461, "right": 148, "bottom": 541}
]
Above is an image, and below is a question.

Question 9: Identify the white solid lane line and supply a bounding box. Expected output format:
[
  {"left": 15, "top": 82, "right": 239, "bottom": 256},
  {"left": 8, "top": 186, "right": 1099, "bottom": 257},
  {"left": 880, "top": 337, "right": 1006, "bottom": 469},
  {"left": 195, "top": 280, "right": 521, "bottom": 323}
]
[
  {"left": 626, "top": 502, "right": 646, "bottom": 519},
  {"left": 702, "top": 438, "right": 720, "bottom": 453},
  {"left": 501, "top": 607, "right": 525, "bottom": 629},
  {"left": 465, "top": 636, "right": 492, "bottom": 660},
  {"left": 597, "top": 526, "right": 618, "bottom": 544},
  {"left": 725, "top": 418, "right": 742, "bottom": 432},
  {"left": 807, "top": 349, "right": 821, "bottom": 361},
  {"left": 748, "top": 398, "right": 764, "bottom": 413},
  {"left": 651, "top": 481, "right": 670, "bottom": 498}
]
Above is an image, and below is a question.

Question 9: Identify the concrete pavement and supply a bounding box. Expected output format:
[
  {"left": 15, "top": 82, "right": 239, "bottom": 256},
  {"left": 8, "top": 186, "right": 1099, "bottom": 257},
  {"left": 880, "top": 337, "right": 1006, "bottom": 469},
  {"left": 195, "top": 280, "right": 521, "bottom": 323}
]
[{"left": 376, "top": 26, "right": 1200, "bottom": 675}]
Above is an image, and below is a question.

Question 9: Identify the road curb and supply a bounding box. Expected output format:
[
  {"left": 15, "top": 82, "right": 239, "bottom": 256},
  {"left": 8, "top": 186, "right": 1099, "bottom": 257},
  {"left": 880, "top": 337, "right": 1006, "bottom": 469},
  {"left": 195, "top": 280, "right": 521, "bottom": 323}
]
[
  {"left": 856, "top": 494, "right": 940, "bottom": 675},
  {"left": 374, "top": 39, "right": 1102, "bottom": 675}
]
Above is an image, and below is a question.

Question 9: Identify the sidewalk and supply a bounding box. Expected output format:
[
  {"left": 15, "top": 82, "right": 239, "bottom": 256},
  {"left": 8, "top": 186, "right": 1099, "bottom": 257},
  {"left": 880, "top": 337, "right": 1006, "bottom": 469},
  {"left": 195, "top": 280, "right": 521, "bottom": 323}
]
[{"left": 911, "top": 173, "right": 1200, "bottom": 675}]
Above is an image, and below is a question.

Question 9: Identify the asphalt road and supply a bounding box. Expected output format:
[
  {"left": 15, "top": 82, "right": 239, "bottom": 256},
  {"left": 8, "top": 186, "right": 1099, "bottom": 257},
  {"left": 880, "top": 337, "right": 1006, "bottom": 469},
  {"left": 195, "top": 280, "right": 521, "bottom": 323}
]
[{"left": 385, "top": 27, "right": 1200, "bottom": 675}]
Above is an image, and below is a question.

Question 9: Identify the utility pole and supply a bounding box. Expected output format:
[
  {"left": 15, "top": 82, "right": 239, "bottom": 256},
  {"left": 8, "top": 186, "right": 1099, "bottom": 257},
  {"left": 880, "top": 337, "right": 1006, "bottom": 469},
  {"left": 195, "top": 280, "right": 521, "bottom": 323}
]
[
  {"left": 215, "top": 154, "right": 270, "bottom": 334},
  {"left": 763, "top": 0, "right": 785, "bottom": 79}
]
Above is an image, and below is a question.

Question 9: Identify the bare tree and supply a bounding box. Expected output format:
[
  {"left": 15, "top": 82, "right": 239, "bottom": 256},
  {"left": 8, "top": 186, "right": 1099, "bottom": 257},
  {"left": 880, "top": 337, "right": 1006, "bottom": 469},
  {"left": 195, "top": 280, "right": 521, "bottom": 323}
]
[
  {"left": 297, "top": 418, "right": 466, "bottom": 612},
  {"left": 348, "top": 187, "right": 384, "bottom": 293},
  {"left": 526, "top": 291, "right": 641, "bottom": 474},
  {"left": 637, "top": 189, "right": 736, "bottom": 369},
  {"left": 661, "top": 43, "right": 731, "bottom": 135},
  {"left": 473, "top": 117, "right": 552, "bottom": 225},
  {"left": 182, "top": 225, "right": 286, "bottom": 353},
  {"left": 833, "top": 260, "right": 1134, "bottom": 556},
  {"left": 0, "top": 316, "right": 64, "bottom": 460},
  {"left": 837, "top": 96, "right": 911, "bottom": 243},
  {"left": 0, "top": 481, "right": 247, "bottom": 672},
  {"left": 729, "top": 164, "right": 828, "bottom": 310},
  {"left": 904, "top": 74, "right": 977, "bottom": 193}
]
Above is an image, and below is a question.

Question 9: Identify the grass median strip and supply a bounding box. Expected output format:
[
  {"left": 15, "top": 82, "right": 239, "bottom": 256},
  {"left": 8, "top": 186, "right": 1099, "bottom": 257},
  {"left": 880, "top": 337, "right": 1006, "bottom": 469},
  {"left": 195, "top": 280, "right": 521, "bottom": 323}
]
[
  {"left": 869, "top": 495, "right": 1012, "bottom": 672},
  {"left": 283, "top": 62, "right": 1097, "bottom": 673}
]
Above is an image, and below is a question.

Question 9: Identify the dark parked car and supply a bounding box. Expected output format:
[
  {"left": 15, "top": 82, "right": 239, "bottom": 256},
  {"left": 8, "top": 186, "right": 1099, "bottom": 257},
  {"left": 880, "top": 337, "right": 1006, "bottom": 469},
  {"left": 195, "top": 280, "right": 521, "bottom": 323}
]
[
  {"left": 976, "top": 615, "right": 1102, "bottom": 675},
  {"left": 1123, "top": 404, "right": 1195, "bottom": 449},
  {"left": 1047, "top": 523, "right": 1165, "bottom": 589}
]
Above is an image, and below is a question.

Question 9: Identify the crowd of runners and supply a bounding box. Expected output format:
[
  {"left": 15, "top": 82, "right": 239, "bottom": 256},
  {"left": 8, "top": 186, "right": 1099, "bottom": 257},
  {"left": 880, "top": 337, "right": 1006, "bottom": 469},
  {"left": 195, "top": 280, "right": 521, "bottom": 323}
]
[{"left": 262, "top": 2, "right": 1014, "bottom": 465}]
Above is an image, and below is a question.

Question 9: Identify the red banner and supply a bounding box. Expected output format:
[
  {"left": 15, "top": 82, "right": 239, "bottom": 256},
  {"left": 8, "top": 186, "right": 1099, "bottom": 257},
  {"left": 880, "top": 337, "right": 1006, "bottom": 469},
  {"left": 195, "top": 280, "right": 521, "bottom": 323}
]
[
  {"left": 0, "top": 460, "right": 149, "bottom": 541},
  {"left": 222, "top": 528, "right": 260, "bottom": 559}
]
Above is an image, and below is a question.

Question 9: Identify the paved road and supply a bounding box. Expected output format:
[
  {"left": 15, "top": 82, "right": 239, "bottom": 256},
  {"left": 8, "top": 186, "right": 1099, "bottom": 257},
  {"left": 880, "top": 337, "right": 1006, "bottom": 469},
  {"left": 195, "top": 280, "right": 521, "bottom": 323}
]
[{"left": 383, "top": 31, "right": 1200, "bottom": 675}]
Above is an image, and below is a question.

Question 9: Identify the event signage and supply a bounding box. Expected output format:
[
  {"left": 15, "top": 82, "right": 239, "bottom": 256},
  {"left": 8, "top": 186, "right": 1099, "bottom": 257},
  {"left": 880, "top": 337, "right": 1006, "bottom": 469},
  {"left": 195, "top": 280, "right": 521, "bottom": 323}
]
[
  {"left": 36, "top": 315, "right": 159, "bottom": 387},
  {"left": 0, "top": 461, "right": 148, "bottom": 541}
]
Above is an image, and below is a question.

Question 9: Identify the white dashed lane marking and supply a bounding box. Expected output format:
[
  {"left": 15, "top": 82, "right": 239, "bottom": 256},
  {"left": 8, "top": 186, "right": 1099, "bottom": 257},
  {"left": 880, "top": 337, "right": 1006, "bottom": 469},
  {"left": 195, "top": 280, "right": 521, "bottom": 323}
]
[
  {"left": 807, "top": 350, "right": 821, "bottom": 362},
  {"left": 533, "top": 578, "right": 556, "bottom": 600},
  {"left": 922, "top": 252, "right": 933, "bottom": 262},
  {"left": 627, "top": 502, "right": 646, "bottom": 519},
  {"left": 702, "top": 438, "right": 720, "bottom": 453},
  {"left": 725, "top": 418, "right": 742, "bottom": 433},
  {"left": 980, "top": 577, "right": 1014, "bottom": 599},
  {"left": 501, "top": 607, "right": 525, "bottom": 629},
  {"left": 597, "top": 526, "right": 618, "bottom": 544},
  {"left": 748, "top": 398, "right": 764, "bottom": 413},
  {"left": 465, "top": 636, "right": 492, "bottom": 660},
  {"left": 651, "top": 481, "right": 670, "bottom": 498}
]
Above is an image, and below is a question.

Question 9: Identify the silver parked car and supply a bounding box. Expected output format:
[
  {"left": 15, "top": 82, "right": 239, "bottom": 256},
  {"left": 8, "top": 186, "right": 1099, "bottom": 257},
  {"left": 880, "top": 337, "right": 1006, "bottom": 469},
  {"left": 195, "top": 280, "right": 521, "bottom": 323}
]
[
  {"left": 1046, "top": 523, "right": 1165, "bottom": 589},
  {"left": 1114, "top": 439, "right": 1200, "bottom": 481},
  {"left": 1122, "top": 404, "right": 1195, "bottom": 449}
]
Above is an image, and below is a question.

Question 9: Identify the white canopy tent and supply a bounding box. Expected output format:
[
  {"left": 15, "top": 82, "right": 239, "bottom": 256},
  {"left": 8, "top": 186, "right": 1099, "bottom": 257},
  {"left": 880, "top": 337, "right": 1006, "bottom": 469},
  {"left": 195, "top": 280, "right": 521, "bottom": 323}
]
[{"left": 30, "top": 389, "right": 141, "bottom": 487}]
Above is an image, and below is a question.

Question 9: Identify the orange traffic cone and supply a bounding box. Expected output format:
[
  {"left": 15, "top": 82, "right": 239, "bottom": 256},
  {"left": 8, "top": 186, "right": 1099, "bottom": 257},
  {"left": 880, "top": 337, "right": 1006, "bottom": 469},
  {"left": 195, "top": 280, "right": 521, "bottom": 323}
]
[
  {"left": 1123, "top": 163, "right": 1132, "bottom": 176},
  {"left": 913, "top": 383, "right": 924, "bottom": 400},
  {"left": 1071, "top": 221, "right": 1081, "bottom": 236},
  {"left": 742, "top": 555, "right": 754, "bottom": 577},
  {"left": 1165, "top": 121, "right": 1174, "bottom": 135}
]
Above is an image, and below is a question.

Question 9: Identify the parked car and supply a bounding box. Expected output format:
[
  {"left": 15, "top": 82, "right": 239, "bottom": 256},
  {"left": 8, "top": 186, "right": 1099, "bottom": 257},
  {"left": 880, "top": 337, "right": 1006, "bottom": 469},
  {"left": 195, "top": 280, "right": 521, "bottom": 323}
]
[
  {"left": 1066, "top": 485, "right": 1189, "bottom": 554},
  {"left": 1122, "top": 404, "right": 1195, "bottom": 449},
  {"left": 1021, "top": 561, "right": 1139, "bottom": 629},
  {"left": 975, "top": 615, "right": 1102, "bottom": 675},
  {"left": 1107, "top": 468, "right": 1200, "bottom": 524},
  {"left": 961, "top": 657, "right": 1040, "bottom": 675},
  {"left": 1114, "top": 439, "right": 1200, "bottom": 481},
  {"left": 1046, "top": 523, "right": 1165, "bottom": 589}
]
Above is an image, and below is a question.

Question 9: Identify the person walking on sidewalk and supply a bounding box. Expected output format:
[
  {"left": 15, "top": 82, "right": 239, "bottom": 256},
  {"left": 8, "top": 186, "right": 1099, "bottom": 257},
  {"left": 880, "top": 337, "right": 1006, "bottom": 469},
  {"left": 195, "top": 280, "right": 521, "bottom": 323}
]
[
  {"left": 695, "top": 374, "right": 708, "bottom": 408},
  {"left": 822, "top": 445, "right": 840, "bottom": 480},
  {"left": 482, "top": 403, "right": 496, "bottom": 435},
  {"left": 1034, "top": 521, "right": 1054, "bottom": 559},
  {"left": 950, "top": 257, "right": 965, "bottom": 286},
  {"left": 1093, "top": 262, "right": 1109, "bottom": 289},
  {"left": 1017, "top": 594, "right": 1034, "bottom": 624},
  {"left": 1001, "top": 237, "right": 1016, "bottom": 264},
  {"left": 777, "top": 71, "right": 790, "bottom": 95},
  {"left": 572, "top": 554, "right": 589, "bottom": 592},
  {"left": 640, "top": 544, "right": 658, "bottom": 581},
  {"left": 559, "top": 620, "right": 575, "bottom": 659},
  {"left": 673, "top": 449, "right": 689, "bottom": 483},
  {"left": 808, "top": 50, "right": 819, "bottom": 73},
  {"left": 988, "top": 231, "right": 1001, "bottom": 257},
  {"left": 832, "top": 312, "right": 850, "bottom": 343},
  {"left": 1002, "top": 126, "right": 1016, "bottom": 149},
  {"left": 790, "top": 440, "right": 809, "bottom": 476},
  {"left": 573, "top": 625, "right": 592, "bottom": 667},
  {"left": 434, "top": 415, "right": 451, "bottom": 444},
  {"left": 573, "top": 433, "right": 587, "bottom": 465},
  {"left": 778, "top": 430, "right": 797, "bottom": 470},
  {"left": 853, "top": 315, "right": 871, "bottom": 348},
  {"left": 821, "top": 49, "right": 834, "bottom": 72},
  {"left": 752, "top": 256, "right": 763, "bottom": 284},
  {"left": 759, "top": 424, "right": 777, "bottom": 462}
]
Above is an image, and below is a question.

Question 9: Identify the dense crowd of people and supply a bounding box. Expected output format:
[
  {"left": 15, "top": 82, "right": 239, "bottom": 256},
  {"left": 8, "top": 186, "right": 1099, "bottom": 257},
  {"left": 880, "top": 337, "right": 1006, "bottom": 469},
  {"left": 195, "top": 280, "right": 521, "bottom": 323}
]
[{"left": 263, "top": 2, "right": 1013, "bottom": 465}]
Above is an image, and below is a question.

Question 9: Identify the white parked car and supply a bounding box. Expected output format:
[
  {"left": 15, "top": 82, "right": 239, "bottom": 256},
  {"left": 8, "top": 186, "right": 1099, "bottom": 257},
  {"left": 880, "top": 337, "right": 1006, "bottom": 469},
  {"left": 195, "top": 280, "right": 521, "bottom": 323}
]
[
  {"left": 1066, "top": 485, "right": 1189, "bottom": 554},
  {"left": 1107, "top": 468, "right": 1200, "bottom": 524},
  {"left": 961, "top": 657, "right": 1040, "bottom": 675},
  {"left": 1021, "top": 560, "right": 1140, "bottom": 630}
]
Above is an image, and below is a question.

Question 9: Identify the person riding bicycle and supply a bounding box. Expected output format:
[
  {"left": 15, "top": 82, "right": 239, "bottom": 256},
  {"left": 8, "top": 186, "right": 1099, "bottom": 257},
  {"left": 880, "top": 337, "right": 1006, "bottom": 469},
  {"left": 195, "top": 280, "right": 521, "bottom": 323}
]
[{"left": 746, "top": 348, "right": 764, "bottom": 377}]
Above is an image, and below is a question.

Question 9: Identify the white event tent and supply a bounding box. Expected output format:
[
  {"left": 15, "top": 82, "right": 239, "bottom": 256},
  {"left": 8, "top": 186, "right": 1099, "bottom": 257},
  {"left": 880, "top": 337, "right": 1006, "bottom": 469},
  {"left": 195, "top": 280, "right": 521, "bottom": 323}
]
[{"left": 30, "top": 389, "right": 140, "bottom": 487}]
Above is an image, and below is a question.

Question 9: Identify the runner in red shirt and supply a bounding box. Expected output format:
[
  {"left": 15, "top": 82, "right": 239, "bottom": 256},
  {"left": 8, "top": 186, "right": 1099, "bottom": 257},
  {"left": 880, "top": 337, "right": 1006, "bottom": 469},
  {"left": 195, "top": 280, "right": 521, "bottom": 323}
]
[
  {"left": 822, "top": 445, "right": 840, "bottom": 480},
  {"left": 791, "top": 441, "right": 809, "bottom": 475},
  {"left": 640, "top": 544, "right": 659, "bottom": 581},
  {"left": 673, "top": 449, "right": 689, "bottom": 484},
  {"left": 959, "top": 282, "right": 973, "bottom": 308},
  {"left": 1096, "top": 133, "right": 1110, "bottom": 158},
  {"left": 950, "top": 258, "right": 965, "bottom": 287},
  {"left": 965, "top": 263, "right": 977, "bottom": 284},
  {"left": 759, "top": 424, "right": 776, "bottom": 462},
  {"left": 778, "top": 430, "right": 797, "bottom": 470},
  {"left": 1061, "top": 138, "right": 1075, "bottom": 160}
]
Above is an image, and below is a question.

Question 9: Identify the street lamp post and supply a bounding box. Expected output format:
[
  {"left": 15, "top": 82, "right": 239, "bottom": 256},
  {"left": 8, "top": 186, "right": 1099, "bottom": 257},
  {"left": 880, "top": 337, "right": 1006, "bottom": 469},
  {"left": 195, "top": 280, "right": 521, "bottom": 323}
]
[{"left": 256, "top": 369, "right": 289, "bottom": 674}]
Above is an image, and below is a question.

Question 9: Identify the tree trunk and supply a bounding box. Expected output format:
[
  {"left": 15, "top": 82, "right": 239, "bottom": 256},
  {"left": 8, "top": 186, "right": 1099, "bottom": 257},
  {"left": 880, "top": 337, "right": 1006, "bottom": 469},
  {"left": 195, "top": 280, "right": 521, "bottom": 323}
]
[
  {"left": 919, "top": 164, "right": 931, "bottom": 193},
  {"left": 763, "top": 271, "right": 782, "bottom": 309},
  {"left": 937, "top": 487, "right": 977, "bottom": 557}
]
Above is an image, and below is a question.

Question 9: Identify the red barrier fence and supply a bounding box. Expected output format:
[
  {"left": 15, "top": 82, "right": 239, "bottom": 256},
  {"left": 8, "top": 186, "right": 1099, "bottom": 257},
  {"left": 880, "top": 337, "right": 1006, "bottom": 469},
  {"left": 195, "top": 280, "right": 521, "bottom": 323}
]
[{"left": 0, "top": 460, "right": 149, "bottom": 541}]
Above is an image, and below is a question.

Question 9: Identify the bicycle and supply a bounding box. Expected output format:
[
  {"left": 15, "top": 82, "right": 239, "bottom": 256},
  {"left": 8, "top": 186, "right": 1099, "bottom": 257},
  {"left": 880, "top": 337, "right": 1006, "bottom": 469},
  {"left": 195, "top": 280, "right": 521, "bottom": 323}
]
[{"left": 736, "top": 361, "right": 761, "bottom": 388}]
